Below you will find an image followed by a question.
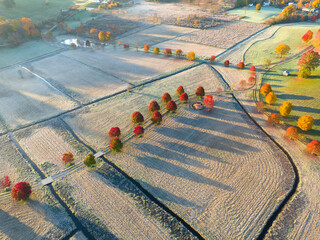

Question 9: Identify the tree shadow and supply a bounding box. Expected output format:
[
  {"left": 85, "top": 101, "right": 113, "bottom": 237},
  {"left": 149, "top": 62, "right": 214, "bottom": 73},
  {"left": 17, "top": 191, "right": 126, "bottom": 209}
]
[
  {"left": 137, "top": 155, "right": 233, "bottom": 191},
  {"left": 293, "top": 105, "right": 320, "bottom": 114},
  {"left": 277, "top": 94, "right": 314, "bottom": 101}
]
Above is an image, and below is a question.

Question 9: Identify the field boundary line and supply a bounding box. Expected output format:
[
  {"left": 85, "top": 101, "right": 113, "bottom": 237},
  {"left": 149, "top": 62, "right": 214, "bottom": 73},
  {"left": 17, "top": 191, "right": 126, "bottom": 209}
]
[{"left": 8, "top": 132, "right": 96, "bottom": 240}]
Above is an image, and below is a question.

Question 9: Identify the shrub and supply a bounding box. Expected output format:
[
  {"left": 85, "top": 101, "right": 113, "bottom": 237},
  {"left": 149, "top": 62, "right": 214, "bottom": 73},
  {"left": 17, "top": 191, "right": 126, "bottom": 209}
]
[
  {"left": 306, "top": 140, "right": 320, "bottom": 155},
  {"left": 256, "top": 3, "right": 261, "bottom": 10},
  {"left": 175, "top": 49, "right": 183, "bottom": 57},
  {"left": 239, "top": 80, "right": 246, "bottom": 89},
  {"left": 131, "top": 111, "right": 144, "bottom": 124},
  {"left": 144, "top": 44, "right": 149, "bottom": 51},
  {"left": 195, "top": 86, "right": 205, "bottom": 98},
  {"left": 286, "top": 126, "right": 298, "bottom": 140},
  {"left": 153, "top": 47, "right": 160, "bottom": 54},
  {"left": 134, "top": 125, "right": 144, "bottom": 137},
  {"left": 180, "top": 92, "right": 188, "bottom": 103},
  {"left": 264, "top": 59, "right": 272, "bottom": 69},
  {"left": 90, "top": 28, "right": 98, "bottom": 35},
  {"left": 275, "top": 43, "right": 291, "bottom": 58},
  {"left": 123, "top": 43, "right": 129, "bottom": 49},
  {"left": 224, "top": 60, "right": 230, "bottom": 66},
  {"left": 210, "top": 56, "right": 216, "bottom": 63},
  {"left": 11, "top": 182, "right": 31, "bottom": 201},
  {"left": 238, "top": 62, "right": 245, "bottom": 69},
  {"left": 297, "top": 115, "right": 314, "bottom": 131},
  {"left": 0, "top": 176, "right": 11, "bottom": 190},
  {"left": 110, "top": 137, "right": 123, "bottom": 152},
  {"left": 108, "top": 127, "right": 121, "bottom": 138},
  {"left": 302, "top": 30, "right": 313, "bottom": 43},
  {"left": 204, "top": 95, "right": 214, "bottom": 109},
  {"left": 265, "top": 92, "right": 277, "bottom": 104},
  {"left": 248, "top": 76, "right": 255, "bottom": 85},
  {"left": 256, "top": 101, "right": 264, "bottom": 113},
  {"left": 62, "top": 152, "right": 74, "bottom": 165},
  {"left": 151, "top": 111, "right": 162, "bottom": 124},
  {"left": 161, "top": 92, "right": 172, "bottom": 103},
  {"left": 268, "top": 113, "right": 280, "bottom": 125},
  {"left": 187, "top": 51, "right": 195, "bottom": 61},
  {"left": 98, "top": 31, "right": 106, "bottom": 41},
  {"left": 164, "top": 48, "right": 172, "bottom": 55},
  {"left": 84, "top": 153, "right": 96, "bottom": 167},
  {"left": 176, "top": 86, "right": 184, "bottom": 96},
  {"left": 166, "top": 100, "right": 177, "bottom": 112},
  {"left": 148, "top": 101, "right": 160, "bottom": 112},
  {"left": 260, "top": 84, "right": 272, "bottom": 96},
  {"left": 250, "top": 66, "right": 256, "bottom": 72},
  {"left": 279, "top": 101, "right": 292, "bottom": 116}
]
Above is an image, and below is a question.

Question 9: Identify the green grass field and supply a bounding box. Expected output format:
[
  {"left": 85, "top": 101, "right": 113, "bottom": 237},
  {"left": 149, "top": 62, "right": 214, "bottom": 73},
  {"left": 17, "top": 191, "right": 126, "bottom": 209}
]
[
  {"left": 245, "top": 23, "right": 320, "bottom": 66},
  {"left": 0, "top": 0, "right": 87, "bottom": 23},
  {"left": 227, "top": 6, "right": 282, "bottom": 23},
  {"left": 261, "top": 57, "right": 320, "bottom": 141}
]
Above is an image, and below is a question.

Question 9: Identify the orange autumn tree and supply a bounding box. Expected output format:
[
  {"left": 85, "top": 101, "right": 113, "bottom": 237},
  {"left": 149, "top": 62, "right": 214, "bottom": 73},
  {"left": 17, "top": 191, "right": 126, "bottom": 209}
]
[
  {"left": 311, "top": 29, "right": 320, "bottom": 48},
  {"left": 286, "top": 126, "right": 299, "bottom": 140},
  {"left": 306, "top": 140, "right": 320, "bottom": 155},
  {"left": 302, "top": 30, "right": 313, "bottom": 43}
]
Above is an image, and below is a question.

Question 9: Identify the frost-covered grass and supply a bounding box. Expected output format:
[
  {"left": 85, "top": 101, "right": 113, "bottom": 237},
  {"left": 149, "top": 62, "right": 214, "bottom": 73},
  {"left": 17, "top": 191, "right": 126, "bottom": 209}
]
[{"left": 228, "top": 6, "right": 282, "bottom": 23}]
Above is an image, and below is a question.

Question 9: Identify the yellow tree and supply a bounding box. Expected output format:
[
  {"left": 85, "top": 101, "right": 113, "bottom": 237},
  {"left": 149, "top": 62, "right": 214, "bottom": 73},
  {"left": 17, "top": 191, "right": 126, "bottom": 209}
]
[{"left": 275, "top": 43, "right": 290, "bottom": 58}]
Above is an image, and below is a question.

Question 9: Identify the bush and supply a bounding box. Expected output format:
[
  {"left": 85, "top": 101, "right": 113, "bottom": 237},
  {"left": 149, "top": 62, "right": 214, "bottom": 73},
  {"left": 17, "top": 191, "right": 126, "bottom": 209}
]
[
  {"left": 149, "top": 101, "right": 160, "bottom": 112},
  {"left": 195, "top": 86, "right": 205, "bottom": 98},
  {"left": 256, "top": 101, "right": 264, "bottom": 113},
  {"left": 144, "top": 44, "right": 149, "bottom": 51},
  {"left": 110, "top": 137, "right": 123, "bottom": 152},
  {"left": 84, "top": 153, "right": 96, "bottom": 167},
  {"left": 248, "top": 76, "right": 255, "bottom": 85},
  {"left": 210, "top": 56, "right": 216, "bottom": 63},
  {"left": 306, "top": 140, "right": 320, "bottom": 155},
  {"left": 176, "top": 86, "right": 184, "bottom": 96},
  {"left": 279, "top": 101, "right": 292, "bottom": 117},
  {"left": 161, "top": 92, "right": 172, "bottom": 103},
  {"left": 180, "top": 92, "right": 188, "bottom": 103},
  {"left": 164, "top": 48, "right": 172, "bottom": 55},
  {"left": 134, "top": 125, "right": 144, "bottom": 137},
  {"left": 131, "top": 111, "right": 144, "bottom": 124},
  {"left": 286, "top": 126, "right": 298, "bottom": 140},
  {"left": 187, "top": 51, "right": 195, "bottom": 61},
  {"left": 256, "top": 3, "right": 261, "bottom": 10},
  {"left": 268, "top": 113, "right": 280, "bottom": 125},
  {"left": 260, "top": 84, "right": 272, "bottom": 96},
  {"left": 108, "top": 127, "right": 121, "bottom": 138},
  {"left": 175, "top": 49, "right": 183, "bottom": 57},
  {"left": 265, "top": 91, "right": 277, "bottom": 104},
  {"left": 0, "top": 176, "right": 11, "bottom": 190},
  {"left": 62, "top": 152, "right": 74, "bottom": 165},
  {"left": 297, "top": 115, "right": 314, "bottom": 131},
  {"left": 238, "top": 62, "right": 245, "bottom": 69},
  {"left": 153, "top": 47, "right": 160, "bottom": 54},
  {"left": 11, "top": 182, "right": 31, "bottom": 201},
  {"left": 250, "top": 66, "right": 256, "bottom": 72},
  {"left": 224, "top": 60, "right": 230, "bottom": 66},
  {"left": 166, "top": 100, "right": 177, "bottom": 112},
  {"left": 123, "top": 43, "right": 129, "bottom": 49},
  {"left": 151, "top": 110, "right": 162, "bottom": 124}
]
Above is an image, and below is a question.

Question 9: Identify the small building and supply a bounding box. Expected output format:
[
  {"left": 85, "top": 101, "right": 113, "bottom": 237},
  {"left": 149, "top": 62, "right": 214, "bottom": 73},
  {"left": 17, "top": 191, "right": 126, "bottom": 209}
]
[{"left": 283, "top": 70, "right": 290, "bottom": 76}]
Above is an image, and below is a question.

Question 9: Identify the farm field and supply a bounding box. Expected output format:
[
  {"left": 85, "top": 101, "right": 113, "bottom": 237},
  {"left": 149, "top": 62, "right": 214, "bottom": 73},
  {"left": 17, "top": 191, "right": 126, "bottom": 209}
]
[
  {"left": 0, "top": 0, "right": 86, "bottom": 23},
  {"left": 0, "top": 135, "right": 76, "bottom": 240},
  {"left": 176, "top": 21, "right": 266, "bottom": 49},
  {"left": 0, "top": 66, "right": 78, "bottom": 131},
  {"left": 62, "top": 63, "right": 228, "bottom": 149},
  {"left": 29, "top": 54, "right": 130, "bottom": 104},
  {"left": 13, "top": 120, "right": 175, "bottom": 239},
  {"left": 59, "top": 48, "right": 194, "bottom": 85},
  {"left": 154, "top": 39, "right": 225, "bottom": 59},
  {"left": 227, "top": 6, "right": 282, "bottom": 23},
  {"left": 260, "top": 58, "right": 320, "bottom": 141},
  {"left": 244, "top": 23, "right": 320, "bottom": 66}
]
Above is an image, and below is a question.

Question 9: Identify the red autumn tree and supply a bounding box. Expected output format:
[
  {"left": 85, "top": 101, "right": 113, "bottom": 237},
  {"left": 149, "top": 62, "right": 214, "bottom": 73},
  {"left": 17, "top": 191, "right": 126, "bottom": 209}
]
[
  {"left": 268, "top": 113, "right": 280, "bottom": 125},
  {"left": 62, "top": 152, "right": 74, "bottom": 165},
  {"left": 166, "top": 100, "right": 177, "bottom": 112},
  {"left": 180, "top": 92, "right": 188, "bottom": 103},
  {"left": 204, "top": 95, "right": 214, "bottom": 109},
  {"left": 131, "top": 111, "right": 144, "bottom": 124},
  {"left": 164, "top": 48, "right": 172, "bottom": 55},
  {"left": 224, "top": 60, "right": 230, "bottom": 66},
  {"left": 195, "top": 86, "right": 205, "bottom": 98},
  {"left": 286, "top": 126, "right": 298, "bottom": 140},
  {"left": 151, "top": 111, "right": 162, "bottom": 124},
  {"left": 110, "top": 137, "right": 123, "bottom": 152},
  {"left": 144, "top": 44, "right": 149, "bottom": 51},
  {"left": 210, "top": 56, "right": 216, "bottom": 63},
  {"left": 0, "top": 176, "right": 11, "bottom": 190},
  {"left": 176, "top": 86, "right": 184, "bottom": 96},
  {"left": 306, "top": 140, "right": 320, "bottom": 155},
  {"left": 238, "top": 62, "right": 245, "bottom": 69},
  {"left": 11, "top": 181, "right": 32, "bottom": 201},
  {"left": 109, "top": 127, "right": 121, "bottom": 138},
  {"left": 250, "top": 66, "right": 256, "bottom": 72},
  {"left": 123, "top": 43, "right": 129, "bottom": 49},
  {"left": 248, "top": 76, "right": 255, "bottom": 85},
  {"left": 302, "top": 30, "right": 313, "bottom": 43},
  {"left": 161, "top": 92, "right": 172, "bottom": 103},
  {"left": 149, "top": 101, "right": 160, "bottom": 112},
  {"left": 133, "top": 125, "right": 144, "bottom": 137}
]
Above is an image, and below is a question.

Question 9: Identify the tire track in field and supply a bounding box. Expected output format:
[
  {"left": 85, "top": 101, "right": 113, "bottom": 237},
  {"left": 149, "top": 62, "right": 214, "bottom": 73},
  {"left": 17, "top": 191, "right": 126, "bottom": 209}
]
[
  {"left": 212, "top": 66, "right": 299, "bottom": 240},
  {"left": 8, "top": 132, "right": 96, "bottom": 240}
]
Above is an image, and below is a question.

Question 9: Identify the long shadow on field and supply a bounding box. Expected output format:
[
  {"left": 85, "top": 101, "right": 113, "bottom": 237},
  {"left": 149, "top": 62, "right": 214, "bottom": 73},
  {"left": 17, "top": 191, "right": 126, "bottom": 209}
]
[
  {"left": 134, "top": 142, "right": 212, "bottom": 168},
  {"left": 277, "top": 94, "right": 314, "bottom": 101},
  {"left": 137, "top": 155, "right": 233, "bottom": 191},
  {"left": 0, "top": 208, "right": 45, "bottom": 240},
  {"left": 293, "top": 105, "right": 320, "bottom": 114},
  {"left": 139, "top": 181, "right": 200, "bottom": 208}
]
